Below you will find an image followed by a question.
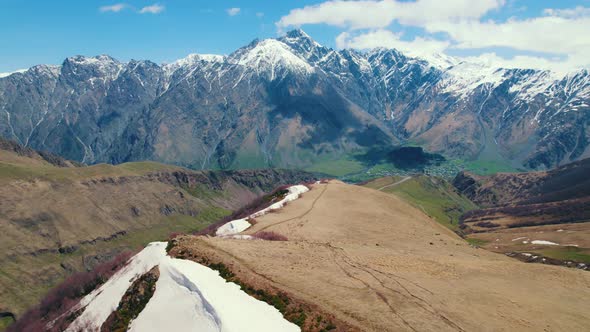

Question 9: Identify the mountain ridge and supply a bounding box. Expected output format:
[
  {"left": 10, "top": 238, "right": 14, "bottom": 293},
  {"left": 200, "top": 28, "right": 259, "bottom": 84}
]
[{"left": 1, "top": 29, "right": 588, "bottom": 171}]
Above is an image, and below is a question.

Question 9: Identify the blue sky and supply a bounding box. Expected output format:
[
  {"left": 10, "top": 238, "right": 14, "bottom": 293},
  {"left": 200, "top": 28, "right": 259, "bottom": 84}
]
[{"left": 1, "top": 0, "right": 589, "bottom": 73}]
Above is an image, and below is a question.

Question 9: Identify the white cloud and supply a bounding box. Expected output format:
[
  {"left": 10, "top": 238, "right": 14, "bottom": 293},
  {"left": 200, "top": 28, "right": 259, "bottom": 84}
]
[
  {"left": 227, "top": 8, "right": 241, "bottom": 16},
  {"left": 460, "top": 53, "right": 575, "bottom": 73},
  {"left": 277, "top": 1, "right": 590, "bottom": 72},
  {"left": 426, "top": 17, "right": 590, "bottom": 54},
  {"left": 336, "top": 29, "right": 450, "bottom": 56},
  {"left": 99, "top": 3, "right": 127, "bottom": 13},
  {"left": 424, "top": 16, "right": 590, "bottom": 71},
  {"left": 256, "top": 12, "right": 264, "bottom": 18},
  {"left": 140, "top": 4, "right": 165, "bottom": 14},
  {"left": 543, "top": 6, "right": 590, "bottom": 19},
  {"left": 277, "top": 0, "right": 504, "bottom": 30}
]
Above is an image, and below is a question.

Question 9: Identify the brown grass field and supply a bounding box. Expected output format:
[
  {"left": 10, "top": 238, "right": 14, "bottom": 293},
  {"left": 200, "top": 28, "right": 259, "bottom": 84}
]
[{"left": 178, "top": 181, "right": 590, "bottom": 331}]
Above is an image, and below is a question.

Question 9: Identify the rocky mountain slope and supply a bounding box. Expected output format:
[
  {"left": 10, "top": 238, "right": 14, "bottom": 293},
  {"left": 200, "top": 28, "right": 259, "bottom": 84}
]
[
  {"left": 453, "top": 158, "right": 590, "bottom": 266},
  {"left": 0, "top": 138, "right": 315, "bottom": 320},
  {"left": 454, "top": 157, "right": 590, "bottom": 207},
  {"left": 0, "top": 30, "right": 588, "bottom": 171}
]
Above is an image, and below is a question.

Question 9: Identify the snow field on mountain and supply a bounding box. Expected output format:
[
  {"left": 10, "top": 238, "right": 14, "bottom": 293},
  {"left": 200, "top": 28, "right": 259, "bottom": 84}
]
[{"left": 68, "top": 242, "right": 300, "bottom": 332}]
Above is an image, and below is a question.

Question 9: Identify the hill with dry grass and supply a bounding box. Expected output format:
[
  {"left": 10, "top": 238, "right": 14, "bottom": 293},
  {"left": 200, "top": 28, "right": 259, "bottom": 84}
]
[
  {"left": 0, "top": 138, "right": 315, "bottom": 324},
  {"left": 170, "top": 180, "right": 590, "bottom": 331}
]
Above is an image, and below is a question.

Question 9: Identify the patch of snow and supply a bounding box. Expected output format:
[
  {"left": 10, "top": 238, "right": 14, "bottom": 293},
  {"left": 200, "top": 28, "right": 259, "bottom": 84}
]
[
  {"left": 163, "top": 53, "right": 225, "bottom": 74},
  {"left": 66, "top": 55, "right": 123, "bottom": 80},
  {"left": 0, "top": 68, "right": 28, "bottom": 78},
  {"left": 531, "top": 240, "right": 560, "bottom": 246},
  {"left": 232, "top": 39, "right": 314, "bottom": 81},
  {"left": 557, "top": 229, "right": 564, "bottom": 232},
  {"left": 216, "top": 185, "right": 310, "bottom": 236},
  {"left": 416, "top": 52, "right": 459, "bottom": 70},
  {"left": 508, "top": 70, "right": 558, "bottom": 103},
  {"left": 438, "top": 61, "right": 507, "bottom": 98},
  {"left": 216, "top": 218, "right": 252, "bottom": 237},
  {"left": 522, "top": 241, "right": 529, "bottom": 244},
  {"left": 225, "top": 234, "right": 255, "bottom": 240},
  {"left": 68, "top": 242, "right": 299, "bottom": 332},
  {"left": 252, "top": 185, "right": 309, "bottom": 217},
  {"left": 521, "top": 253, "right": 532, "bottom": 257},
  {"left": 512, "top": 237, "right": 527, "bottom": 241},
  {"left": 66, "top": 242, "right": 166, "bottom": 331}
]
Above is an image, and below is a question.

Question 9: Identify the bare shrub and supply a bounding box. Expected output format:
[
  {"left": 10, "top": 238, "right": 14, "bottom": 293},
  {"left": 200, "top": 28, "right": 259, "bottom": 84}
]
[
  {"left": 7, "top": 250, "right": 134, "bottom": 332},
  {"left": 474, "top": 221, "right": 500, "bottom": 228},
  {"left": 196, "top": 185, "right": 294, "bottom": 236},
  {"left": 253, "top": 231, "right": 288, "bottom": 241},
  {"left": 168, "top": 232, "right": 182, "bottom": 240}
]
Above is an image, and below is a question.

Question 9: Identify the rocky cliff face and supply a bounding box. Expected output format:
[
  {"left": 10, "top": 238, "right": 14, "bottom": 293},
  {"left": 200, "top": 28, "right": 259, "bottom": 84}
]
[{"left": 1, "top": 29, "right": 589, "bottom": 170}]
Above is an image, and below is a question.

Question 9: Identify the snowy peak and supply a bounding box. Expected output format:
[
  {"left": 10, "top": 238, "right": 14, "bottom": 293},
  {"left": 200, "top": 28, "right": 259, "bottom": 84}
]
[
  {"left": 28, "top": 64, "right": 61, "bottom": 78},
  {"left": 161, "top": 53, "right": 226, "bottom": 80},
  {"left": 230, "top": 38, "right": 314, "bottom": 80},
  {"left": 62, "top": 55, "right": 123, "bottom": 79},
  {"left": 279, "top": 29, "right": 330, "bottom": 64},
  {"left": 164, "top": 53, "right": 225, "bottom": 70},
  {"left": 64, "top": 54, "right": 120, "bottom": 67},
  {"left": 280, "top": 28, "right": 323, "bottom": 49},
  {"left": 285, "top": 28, "right": 313, "bottom": 40},
  {"left": 438, "top": 61, "right": 508, "bottom": 97}
]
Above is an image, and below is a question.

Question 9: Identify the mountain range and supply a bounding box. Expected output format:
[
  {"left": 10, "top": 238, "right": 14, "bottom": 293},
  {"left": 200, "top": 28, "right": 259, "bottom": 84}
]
[{"left": 0, "top": 29, "right": 589, "bottom": 171}]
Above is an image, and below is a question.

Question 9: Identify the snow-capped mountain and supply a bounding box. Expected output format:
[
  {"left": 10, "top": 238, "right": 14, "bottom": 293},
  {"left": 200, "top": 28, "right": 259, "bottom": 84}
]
[{"left": 0, "top": 29, "right": 588, "bottom": 169}]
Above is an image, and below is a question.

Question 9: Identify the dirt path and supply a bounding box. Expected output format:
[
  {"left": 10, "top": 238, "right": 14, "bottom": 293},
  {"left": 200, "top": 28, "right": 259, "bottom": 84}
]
[
  {"left": 248, "top": 183, "right": 329, "bottom": 233},
  {"left": 378, "top": 176, "right": 412, "bottom": 191}
]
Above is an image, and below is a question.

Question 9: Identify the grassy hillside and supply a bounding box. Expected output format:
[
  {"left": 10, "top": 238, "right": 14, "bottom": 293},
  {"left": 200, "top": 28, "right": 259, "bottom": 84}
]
[
  {"left": 0, "top": 139, "right": 317, "bottom": 323},
  {"left": 363, "top": 175, "right": 478, "bottom": 231}
]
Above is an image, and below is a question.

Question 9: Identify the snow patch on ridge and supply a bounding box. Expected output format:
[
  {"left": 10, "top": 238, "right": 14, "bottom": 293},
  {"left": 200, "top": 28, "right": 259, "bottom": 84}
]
[
  {"left": 0, "top": 69, "right": 28, "bottom": 78},
  {"left": 163, "top": 53, "right": 225, "bottom": 75},
  {"left": 66, "top": 243, "right": 165, "bottom": 331},
  {"left": 216, "top": 185, "right": 310, "bottom": 237},
  {"left": 531, "top": 240, "right": 560, "bottom": 246},
  {"left": 67, "top": 242, "right": 299, "bottom": 332},
  {"left": 438, "top": 62, "right": 507, "bottom": 98}
]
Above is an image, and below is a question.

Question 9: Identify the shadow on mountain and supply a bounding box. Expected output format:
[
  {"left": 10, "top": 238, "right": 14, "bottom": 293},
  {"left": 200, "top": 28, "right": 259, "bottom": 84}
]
[{"left": 354, "top": 146, "right": 446, "bottom": 170}]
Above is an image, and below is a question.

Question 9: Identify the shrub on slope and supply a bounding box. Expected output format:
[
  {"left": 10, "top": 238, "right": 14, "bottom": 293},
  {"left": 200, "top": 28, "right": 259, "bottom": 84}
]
[{"left": 7, "top": 251, "right": 134, "bottom": 332}]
